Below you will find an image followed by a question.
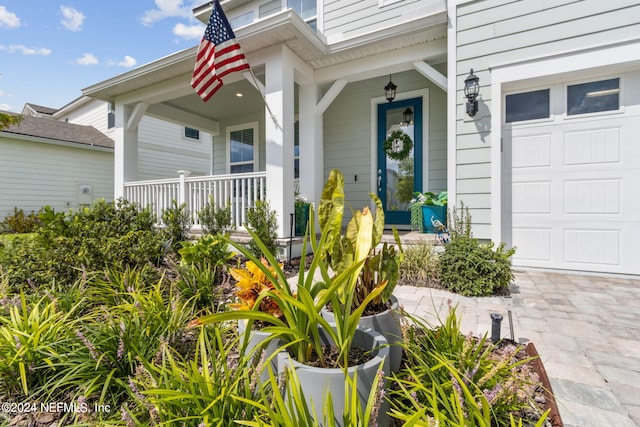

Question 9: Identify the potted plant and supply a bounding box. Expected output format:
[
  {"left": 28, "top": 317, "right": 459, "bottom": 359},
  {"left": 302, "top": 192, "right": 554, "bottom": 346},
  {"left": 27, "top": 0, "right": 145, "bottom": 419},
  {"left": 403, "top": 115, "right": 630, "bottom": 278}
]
[
  {"left": 294, "top": 194, "right": 310, "bottom": 236},
  {"left": 408, "top": 190, "right": 448, "bottom": 233},
  {"left": 319, "top": 170, "right": 405, "bottom": 372},
  {"left": 191, "top": 169, "right": 391, "bottom": 426}
]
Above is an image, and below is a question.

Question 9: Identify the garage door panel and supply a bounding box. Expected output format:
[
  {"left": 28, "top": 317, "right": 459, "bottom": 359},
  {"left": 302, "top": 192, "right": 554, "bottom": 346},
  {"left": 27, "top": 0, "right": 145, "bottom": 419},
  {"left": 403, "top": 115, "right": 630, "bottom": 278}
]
[
  {"left": 564, "top": 179, "right": 620, "bottom": 214},
  {"left": 512, "top": 228, "right": 551, "bottom": 261},
  {"left": 513, "top": 181, "right": 551, "bottom": 213},
  {"left": 512, "top": 134, "right": 551, "bottom": 168},
  {"left": 565, "top": 127, "right": 621, "bottom": 165},
  {"left": 564, "top": 229, "right": 620, "bottom": 265}
]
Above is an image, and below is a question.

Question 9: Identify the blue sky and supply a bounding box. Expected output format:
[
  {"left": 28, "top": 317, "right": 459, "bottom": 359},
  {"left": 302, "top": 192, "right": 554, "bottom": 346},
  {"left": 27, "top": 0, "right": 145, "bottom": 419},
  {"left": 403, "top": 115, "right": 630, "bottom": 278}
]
[{"left": 0, "top": 1, "right": 208, "bottom": 112}]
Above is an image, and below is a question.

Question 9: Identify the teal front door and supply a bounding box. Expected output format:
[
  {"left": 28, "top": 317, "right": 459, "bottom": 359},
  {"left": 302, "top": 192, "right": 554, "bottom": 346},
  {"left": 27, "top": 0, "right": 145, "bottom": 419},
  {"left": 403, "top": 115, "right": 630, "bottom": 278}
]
[{"left": 377, "top": 97, "right": 423, "bottom": 226}]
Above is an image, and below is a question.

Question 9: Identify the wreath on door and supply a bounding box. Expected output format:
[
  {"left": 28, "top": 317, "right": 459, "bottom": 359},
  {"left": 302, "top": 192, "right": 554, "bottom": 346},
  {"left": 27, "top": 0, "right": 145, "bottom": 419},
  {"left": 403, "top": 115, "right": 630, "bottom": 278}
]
[{"left": 383, "top": 130, "right": 413, "bottom": 161}]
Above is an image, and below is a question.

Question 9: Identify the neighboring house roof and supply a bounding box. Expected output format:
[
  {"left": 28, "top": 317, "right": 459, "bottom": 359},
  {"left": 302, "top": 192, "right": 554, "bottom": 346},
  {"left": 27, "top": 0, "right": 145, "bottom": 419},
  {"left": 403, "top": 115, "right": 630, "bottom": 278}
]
[
  {"left": 0, "top": 111, "right": 114, "bottom": 149},
  {"left": 22, "top": 103, "right": 58, "bottom": 117}
]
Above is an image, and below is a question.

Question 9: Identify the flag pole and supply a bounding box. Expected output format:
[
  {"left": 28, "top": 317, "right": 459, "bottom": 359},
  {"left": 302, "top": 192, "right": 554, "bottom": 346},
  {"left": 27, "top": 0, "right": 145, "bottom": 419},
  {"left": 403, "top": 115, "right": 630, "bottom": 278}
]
[{"left": 245, "top": 68, "right": 281, "bottom": 130}]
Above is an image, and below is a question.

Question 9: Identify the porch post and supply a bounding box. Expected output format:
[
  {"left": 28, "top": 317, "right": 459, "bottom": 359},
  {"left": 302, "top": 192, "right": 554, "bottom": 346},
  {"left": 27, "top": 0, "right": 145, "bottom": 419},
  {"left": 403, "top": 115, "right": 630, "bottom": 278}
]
[
  {"left": 113, "top": 104, "right": 139, "bottom": 200},
  {"left": 299, "top": 83, "right": 324, "bottom": 207},
  {"left": 264, "top": 46, "right": 295, "bottom": 237}
]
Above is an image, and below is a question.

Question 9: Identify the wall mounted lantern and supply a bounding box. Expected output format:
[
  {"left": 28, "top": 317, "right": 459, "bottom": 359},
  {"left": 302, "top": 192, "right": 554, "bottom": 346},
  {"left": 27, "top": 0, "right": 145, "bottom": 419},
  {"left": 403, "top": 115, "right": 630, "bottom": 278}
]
[
  {"left": 403, "top": 107, "right": 413, "bottom": 125},
  {"left": 464, "top": 69, "right": 480, "bottom": 117},
  {"left": 384, "top": 76, "right": 397, "bottom": 103}
]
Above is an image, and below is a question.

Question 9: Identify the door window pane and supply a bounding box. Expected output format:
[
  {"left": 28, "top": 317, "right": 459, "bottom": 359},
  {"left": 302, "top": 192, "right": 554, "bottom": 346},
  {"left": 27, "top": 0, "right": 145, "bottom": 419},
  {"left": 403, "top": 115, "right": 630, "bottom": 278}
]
[
  {"left": 505, "top": 89, "right": 550, "bottom": 123},
  {"left": 384, "top": 108, "right": 414, "bottom": 211},
  {"left": 567, "top": 78, "right": 619, "bottom": 115}
]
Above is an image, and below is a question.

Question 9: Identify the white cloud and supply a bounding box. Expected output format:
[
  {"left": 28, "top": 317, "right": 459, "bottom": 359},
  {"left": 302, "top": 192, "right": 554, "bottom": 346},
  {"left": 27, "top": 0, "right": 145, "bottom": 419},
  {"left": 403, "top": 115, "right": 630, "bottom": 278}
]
[
  {"left": 173, "top": 23, "right": 203, "bottom": 40},
  {"left": 0, "top": 44, "right": 51, "bottom": 56},
  {"left": 60, "top": 6, "right": 85, "bottom": 31},
  {"left": 0, "top": 6, "right": 21, "bottom": 29},
  {"left": 117, "top": 55, "right": 137, "bottom": 68},
  {"left": 140, "top": 0, "right": 194, "bottom": 26},
  {"left": 0, "top": 103, "right": 16, "bottom": 112},
  {"left": 75, "top": 53, "right": 98, "bottom": 66}
]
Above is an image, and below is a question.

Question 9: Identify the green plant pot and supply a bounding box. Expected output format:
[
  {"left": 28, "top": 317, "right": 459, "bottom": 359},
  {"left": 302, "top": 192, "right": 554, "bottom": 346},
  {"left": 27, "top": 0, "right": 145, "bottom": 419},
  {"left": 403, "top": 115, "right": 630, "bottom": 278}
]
[
  {"left": 421, "top": 205, "right": 446, "bottom": 233},
  {"left": 294, "top": 202, "right": 310, "bottom": 236}
]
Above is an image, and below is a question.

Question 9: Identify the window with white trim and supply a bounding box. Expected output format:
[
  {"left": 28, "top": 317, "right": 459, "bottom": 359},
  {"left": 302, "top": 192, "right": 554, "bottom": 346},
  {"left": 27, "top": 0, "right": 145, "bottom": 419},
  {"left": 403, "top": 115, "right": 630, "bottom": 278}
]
[
  {"left": 228, "top": 122, "right": 258, "bottom": 174},
  {"left": 288, "top": 0, "right": 317, "bottom": 30},
  {"left": 567, "top": 78, "right": 619, "bottom": 115},
  {"left": 184, "top": 127, "right": 200, "bottom": 140}
]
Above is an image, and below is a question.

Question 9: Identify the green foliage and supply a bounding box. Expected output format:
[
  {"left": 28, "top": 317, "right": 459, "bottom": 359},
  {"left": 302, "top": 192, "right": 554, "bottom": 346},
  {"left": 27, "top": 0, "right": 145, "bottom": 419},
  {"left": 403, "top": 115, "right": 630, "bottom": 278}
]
[
  {"left": 0, "top": 200, "right": 164, "bottom": 287},
  {"left": 319, "top": 170, "right": 402, "bottom": 307},
  {"left": 439, "top": 237, "right": 515, "bottom": 297},
  {"left": 0, "top": 292, "right": 81, "bottom": 398},
  {"left": 60, "top": 277, "right": 196, "bottom": 412},
  {"left": 388, "top": 308, "right": 549, "bottom": 426},
  {"left": 1, "top": 207, "right": 41, "bottom": 234},
  {"left": 198, "top": 196, "right": 233, "bottom": 235},
  {"left": 161, "top": 200, "right": 192, "bottom": 252},
  {"left": 0, "top": 112, "right": 21, "bottom": 130},
  {"left": 399, "top": 240, "right": 440, "bottom": 287},
  {"left": 178, "top": 234, "right": 233, "bottom": 268},
  {"left": 245, "top": 200, "right": 278, "bottom": 258},
  {"left": 437, "top": 204, "right": 515, "bottom": 297},
  {"left": 130, "top": 325, "right": 259, "bottom": 425}
]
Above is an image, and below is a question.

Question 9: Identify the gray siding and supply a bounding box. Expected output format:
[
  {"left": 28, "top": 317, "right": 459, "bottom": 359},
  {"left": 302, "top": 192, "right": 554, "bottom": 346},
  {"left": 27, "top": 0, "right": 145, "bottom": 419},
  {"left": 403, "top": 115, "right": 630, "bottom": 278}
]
[
  {"left": 138, "top": 116, "right": 213, "bottom": 180},
  {"left": 323, "top": 0, "right": 444, "bottom": 41},
  {"left": 0, "top": 137, "right": 113, "bottom": 219},
  {"left": 455, "top": 0, "right": 640, "bottom": 238},
  {"left": 324, "top": 68, "right": 447, "bottom": 222}
]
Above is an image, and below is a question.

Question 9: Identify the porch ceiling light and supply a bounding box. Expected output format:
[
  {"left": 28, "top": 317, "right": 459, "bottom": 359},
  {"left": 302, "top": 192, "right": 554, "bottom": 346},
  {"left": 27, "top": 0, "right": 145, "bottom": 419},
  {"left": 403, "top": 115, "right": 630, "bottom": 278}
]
[
  {"left": 384, "top": 76, "right": 397, "bottom": 103},
  {"left": 403, "top": 107, "right": 413, "bottom": 125},
  {"left": 464, "top": 69, "right": 480, "bottom": 117}
]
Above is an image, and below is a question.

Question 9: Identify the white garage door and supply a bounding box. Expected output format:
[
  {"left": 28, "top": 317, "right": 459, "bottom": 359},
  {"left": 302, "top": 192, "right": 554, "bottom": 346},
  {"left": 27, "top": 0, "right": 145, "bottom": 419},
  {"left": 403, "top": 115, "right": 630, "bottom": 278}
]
[{"left": 502, "top": 74, "right": 640, "bottom": 275}]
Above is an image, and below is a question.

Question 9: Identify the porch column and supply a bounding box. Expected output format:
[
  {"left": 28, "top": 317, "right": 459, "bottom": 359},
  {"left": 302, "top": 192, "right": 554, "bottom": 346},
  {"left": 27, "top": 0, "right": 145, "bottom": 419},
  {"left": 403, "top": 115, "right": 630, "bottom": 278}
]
[
  {"left": 113, "top": 104, "right": 139, "bottom": 200},
  {"left": 265, "top": 46, "right": 295, "bottom": 237},
  {"left": 299, "top": 83, "right": 324, "bottom": 208}
]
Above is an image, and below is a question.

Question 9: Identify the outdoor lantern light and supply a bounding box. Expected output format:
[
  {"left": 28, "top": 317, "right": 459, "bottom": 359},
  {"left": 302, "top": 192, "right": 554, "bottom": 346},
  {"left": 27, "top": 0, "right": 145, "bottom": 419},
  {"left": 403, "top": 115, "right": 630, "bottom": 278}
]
[
  {"left": 403, "top": 107, "right": 413, "bottom": 125},
  {"left": 464, "top": 69, "right": 480, "bottom": 117},
  {"left": 384, "top": 76, "right": 397, "bottom": 103}
]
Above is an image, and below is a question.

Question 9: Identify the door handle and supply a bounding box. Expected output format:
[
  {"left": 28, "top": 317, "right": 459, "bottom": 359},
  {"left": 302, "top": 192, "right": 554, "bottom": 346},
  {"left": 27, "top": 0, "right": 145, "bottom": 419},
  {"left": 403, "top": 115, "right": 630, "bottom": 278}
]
[{"left": 377, "top": 169, "right": 382, "bottom": 192}]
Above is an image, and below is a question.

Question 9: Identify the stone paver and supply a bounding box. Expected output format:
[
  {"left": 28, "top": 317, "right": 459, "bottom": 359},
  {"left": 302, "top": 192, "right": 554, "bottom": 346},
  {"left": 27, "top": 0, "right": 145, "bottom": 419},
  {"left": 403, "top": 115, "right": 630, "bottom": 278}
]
[{"left": 396, "top": 269, "right": 640, "bottom": 427}]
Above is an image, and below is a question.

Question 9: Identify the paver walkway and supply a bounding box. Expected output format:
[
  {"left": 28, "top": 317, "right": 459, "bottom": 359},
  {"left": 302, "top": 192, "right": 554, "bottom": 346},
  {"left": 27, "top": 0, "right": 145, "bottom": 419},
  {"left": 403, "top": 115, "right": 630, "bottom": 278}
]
[{"left": 395, "top": 269, "right": 640, "bottom": 427}]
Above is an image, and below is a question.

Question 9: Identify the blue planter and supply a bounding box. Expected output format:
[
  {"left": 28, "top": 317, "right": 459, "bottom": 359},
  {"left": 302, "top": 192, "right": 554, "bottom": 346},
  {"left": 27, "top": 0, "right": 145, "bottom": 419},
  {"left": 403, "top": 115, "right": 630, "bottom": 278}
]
[
  {"left": 294, "top": 202, "right": 310, "bottom": 236},
  {"left": 421, "top": 205, "right": 446, "bottom": 233}
]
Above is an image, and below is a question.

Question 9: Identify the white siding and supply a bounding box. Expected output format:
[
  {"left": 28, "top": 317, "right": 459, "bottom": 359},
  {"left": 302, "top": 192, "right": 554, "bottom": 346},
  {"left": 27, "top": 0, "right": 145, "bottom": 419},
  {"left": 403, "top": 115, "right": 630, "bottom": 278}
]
[
  {"left": 0, "top": 137, "right": 113, "bottom": 219},
  {"left": 455, "top": 0, "right": 640, "bottom": 239}
]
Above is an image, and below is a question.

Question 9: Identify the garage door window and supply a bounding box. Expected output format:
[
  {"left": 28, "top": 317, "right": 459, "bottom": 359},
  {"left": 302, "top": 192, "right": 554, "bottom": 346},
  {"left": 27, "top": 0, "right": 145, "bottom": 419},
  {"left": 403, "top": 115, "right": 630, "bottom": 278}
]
[
  {"left": 505, "top": 89, "right": 550, "bottom": 123},
  {"left": 567, "top": 78, "right": 619, "bottom": 115}
]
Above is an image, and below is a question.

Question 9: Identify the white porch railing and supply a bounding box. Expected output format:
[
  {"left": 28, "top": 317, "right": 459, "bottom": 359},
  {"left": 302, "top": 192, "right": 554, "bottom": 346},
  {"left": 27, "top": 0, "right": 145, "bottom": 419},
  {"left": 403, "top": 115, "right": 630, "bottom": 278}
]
[{"left": 124, "top": 171, "right": 267, "bottom": 229}]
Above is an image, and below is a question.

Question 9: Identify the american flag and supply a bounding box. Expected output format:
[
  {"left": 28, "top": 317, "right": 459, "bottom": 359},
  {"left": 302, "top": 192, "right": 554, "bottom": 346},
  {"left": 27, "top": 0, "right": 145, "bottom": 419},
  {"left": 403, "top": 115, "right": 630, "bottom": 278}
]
[{"left": 191, "top": 0, "right": 250, "bottom": 102}]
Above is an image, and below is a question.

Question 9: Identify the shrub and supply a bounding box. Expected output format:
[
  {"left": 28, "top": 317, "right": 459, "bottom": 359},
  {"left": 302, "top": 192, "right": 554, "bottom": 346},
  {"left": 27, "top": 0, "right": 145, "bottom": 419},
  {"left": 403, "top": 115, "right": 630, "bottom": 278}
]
[
  {"left": 198, "top": 196, "right": 233, "bottom": 235},
  {"left": 388, "top": 308, "right": 549, "bottom": 426},
  {"left": 439, "top": 237, "right": 515, "bottom": 297},
  {"left": 438, "top": 204, "right": 515, "bottom": 297},
  {"left": 161, "top": 200, "right": 192, "bottom": 252},
  {"left": 399, "top": 240, "right": 440, "bottom": 287},
  {"left": 245, "top": 200, "right": 278, "bottom": 258},
  {"left": 0, "top": 200, "right": 165, "bottom": 288},
  {"left": 1, "top": 207, "right": 41, "bottom": 234}
]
